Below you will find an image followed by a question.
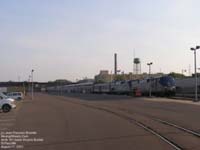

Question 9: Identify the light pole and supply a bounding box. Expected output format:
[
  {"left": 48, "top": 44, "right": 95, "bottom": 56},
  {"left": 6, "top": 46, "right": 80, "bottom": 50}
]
[
  {"left": 190, "top": 46, "right": 200, "bottom": 102},
  {"left": 31, "top": 69, "right": 34, "bottom": 100},
  {"left": 28, "top": 75, "right": 31, "bottom": 93},
  {"left": 198, "top": 68, "right": 200, "bottom": 92},
  {"left": 147, "top": 62, "right": 153, "bottom": 97}
]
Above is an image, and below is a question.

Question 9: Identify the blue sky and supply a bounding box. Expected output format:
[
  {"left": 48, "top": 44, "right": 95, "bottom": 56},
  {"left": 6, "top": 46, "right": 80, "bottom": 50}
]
[{"left": 0, "top": 0, "right": 200, "bottom": 82}]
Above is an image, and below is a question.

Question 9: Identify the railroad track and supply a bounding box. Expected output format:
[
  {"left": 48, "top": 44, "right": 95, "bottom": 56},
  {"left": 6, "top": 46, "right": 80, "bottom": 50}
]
[
  {"left": 103, "top": 105, "right": 200, "bottom": 149},
  {"left": 114, "top": 106, "right": 200, "bottom": 138},
  {"left": 57, "top": 96, "right": 200, "bottom": 150},
  {"left": 79, "top": 103, "right": 185, "bottom": 149}
]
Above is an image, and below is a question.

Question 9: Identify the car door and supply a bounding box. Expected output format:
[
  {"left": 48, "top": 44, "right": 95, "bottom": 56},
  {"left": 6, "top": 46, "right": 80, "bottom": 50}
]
[
  {"left": 7, "top": 93, "right": 12, "bottom": 98},
  {"left": 13, "top": 93, "right": 18, "bottom": 99}
]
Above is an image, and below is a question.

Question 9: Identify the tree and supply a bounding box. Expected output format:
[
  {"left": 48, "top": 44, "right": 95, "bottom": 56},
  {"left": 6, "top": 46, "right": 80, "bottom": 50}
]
[
  {"left": 168, "top": 72, "right": 185, "bottom": 78},
  {"left": 114, "top": 75, "right": 125, "bottom": 81}
]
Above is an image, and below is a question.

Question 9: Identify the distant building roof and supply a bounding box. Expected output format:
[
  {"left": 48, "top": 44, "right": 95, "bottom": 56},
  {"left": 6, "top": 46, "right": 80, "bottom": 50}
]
[{"left": 99, "top": 70, "right": 109, "bottom": 75}]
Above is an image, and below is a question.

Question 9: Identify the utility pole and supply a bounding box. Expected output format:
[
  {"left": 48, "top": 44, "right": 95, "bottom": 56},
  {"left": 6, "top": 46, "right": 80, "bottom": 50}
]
[
  {"left": 114, "top": 53, "right": 117, "bottom": 75},
  {"left": 28, "top": 75, "right": 31, "bottom": 94},
  {"left": 147, "top": 62, "right": 153, "bottom": 97},
  {"left": 133, "top": 50, "right": 135, "bottom": 79},
  {"left": 31, "top": 69, "right": 34, "bottom": 100},
  {"left": 190, "top": 46, "right": 200, "bottom": 102}
]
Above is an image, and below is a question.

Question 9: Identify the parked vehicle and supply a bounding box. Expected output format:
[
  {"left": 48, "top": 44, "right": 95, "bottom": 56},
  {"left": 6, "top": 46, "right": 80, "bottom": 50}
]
[
  {"left": 7, "top": 92, "right": 24, "bottom": 100},
  {"left": 0, "top": 93, "right": 16, "bottom": 112}
]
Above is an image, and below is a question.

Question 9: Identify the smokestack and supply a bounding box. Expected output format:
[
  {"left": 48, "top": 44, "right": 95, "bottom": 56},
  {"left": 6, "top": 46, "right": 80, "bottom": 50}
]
[{"left": 114, "top": 53, "right": 117, "bottom": 75}]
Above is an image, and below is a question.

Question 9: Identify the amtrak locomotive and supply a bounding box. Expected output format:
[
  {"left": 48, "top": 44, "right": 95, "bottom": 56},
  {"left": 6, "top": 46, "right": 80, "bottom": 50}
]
[{"left": 47, "top": 75, "right": 176, "bottom": 96}]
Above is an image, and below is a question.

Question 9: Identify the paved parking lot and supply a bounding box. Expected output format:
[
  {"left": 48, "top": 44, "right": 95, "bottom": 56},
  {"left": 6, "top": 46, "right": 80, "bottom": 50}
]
[
  {"left": 1, "top": 93, "right": 200, "bottom": 150},
  {"left": 0, "top": 100, "right": 22, "bottom": 132}
]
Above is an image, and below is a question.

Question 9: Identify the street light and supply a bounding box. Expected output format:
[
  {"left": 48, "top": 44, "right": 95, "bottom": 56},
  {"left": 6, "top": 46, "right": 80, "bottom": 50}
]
[
  {"left": 31, "top": 69, "right": 34, "bottom": 100},
  {"left": 147, "top": 62, "right": 153, "bottom": 97},
  {"left": 198, "top": 68, "right": 200, "bottom": 92},
  {"left": 190, "top": 46, "right": 200, "bottom": 102},
  {"left": 28, "top": 75, "right": 31, "bottom": 93}
]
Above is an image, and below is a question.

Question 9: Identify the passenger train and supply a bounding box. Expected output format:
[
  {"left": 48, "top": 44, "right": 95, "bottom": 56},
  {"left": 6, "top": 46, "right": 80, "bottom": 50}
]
[
  {"left": 47, "top": 75, "right": 176, "bottom": 96},
  {"left": 175, "top": 77, "right": 200, "bottom": 97}
]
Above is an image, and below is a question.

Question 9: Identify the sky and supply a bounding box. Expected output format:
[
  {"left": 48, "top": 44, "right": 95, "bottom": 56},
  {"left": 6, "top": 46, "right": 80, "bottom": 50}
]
[{"left": 0, "top": 0, "right": 200, "bottom": 82}]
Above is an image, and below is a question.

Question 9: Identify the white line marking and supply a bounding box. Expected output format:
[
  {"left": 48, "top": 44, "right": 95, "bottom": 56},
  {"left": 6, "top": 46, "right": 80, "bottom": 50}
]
[
  {"left": 0, "top": 119, "right": 16, "bottom": 122},
  {"left": 0, "top": 128, "right": 8, "bottom": 131},
  {"left": 0, "top": 123, "right": 14, "bottom": 127}
]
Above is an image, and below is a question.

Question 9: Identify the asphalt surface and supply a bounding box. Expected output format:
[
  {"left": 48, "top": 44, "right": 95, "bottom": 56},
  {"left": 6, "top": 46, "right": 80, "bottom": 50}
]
[{"left": 1, "top": 93, "right": 200, "bottom": 150}]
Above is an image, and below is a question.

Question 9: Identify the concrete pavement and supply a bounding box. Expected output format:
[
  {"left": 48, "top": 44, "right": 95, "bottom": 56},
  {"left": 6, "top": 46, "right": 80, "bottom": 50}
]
[{"left": 1, "top": 93, "right": 200, "bottom": 150}]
